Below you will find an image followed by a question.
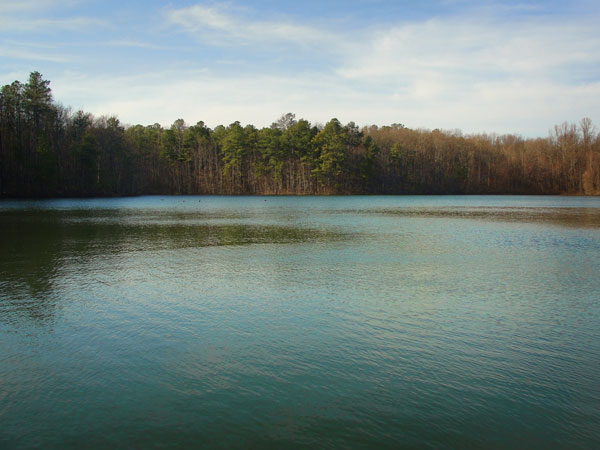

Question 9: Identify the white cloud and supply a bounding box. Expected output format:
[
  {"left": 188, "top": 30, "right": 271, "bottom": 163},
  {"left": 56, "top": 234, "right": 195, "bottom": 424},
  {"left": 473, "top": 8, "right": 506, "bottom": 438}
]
[
  {"left": 0, "top": 46, "right": 69, "bottom": 63},
  {"left": 0, "top": 0, "right": 62, "bottom": 13},
  {"left": 328, "top": 11, "right": 600, "bottom": 134},
  {"left": 338, "top": 16, "right": 600, "bottom": 82},
  {"left": 166, "top": 4, "right": 334, "bottom": 48},
  {"left": 47, "top": 67, "right": 599, "bottom": 137},
  {"left": 6, "top": 2, "right": 598, "bottom": 136},
  {"left": 0, "top": 16, "right": 106, "bottom": 32},
  {"left": 0, "top": 0, "right": 104, "bottom": 32},
  {"left": 101, "top": 41, "right": 172, "bottom": 50},
  {"left": 50, "top": 68, "right": 395, "bottom": 129},
  {"left": 1, "top": 39, "right": 65, "bottom": 49}
]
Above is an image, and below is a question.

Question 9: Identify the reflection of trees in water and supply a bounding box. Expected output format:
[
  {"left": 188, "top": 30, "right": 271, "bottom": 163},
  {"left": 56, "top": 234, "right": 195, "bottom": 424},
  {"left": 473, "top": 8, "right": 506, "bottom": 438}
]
[
  {"left": 0, "top": 212, "right": 63, "bottom": 322},
  {"left": 373, "top": 207, "right": 600, "bottom": 229},
  {"left": 0, "top": 209, "right": 347, "bottom": 325},
  {"left": 0, "top": 212, "right": 66, "bottom": 325}
]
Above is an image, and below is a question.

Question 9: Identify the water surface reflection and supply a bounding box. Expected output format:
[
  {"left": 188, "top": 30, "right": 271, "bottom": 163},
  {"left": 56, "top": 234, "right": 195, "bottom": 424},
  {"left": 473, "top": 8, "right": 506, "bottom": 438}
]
[{"left": 1, "top": 196, "right": 599, "bottom": 449}]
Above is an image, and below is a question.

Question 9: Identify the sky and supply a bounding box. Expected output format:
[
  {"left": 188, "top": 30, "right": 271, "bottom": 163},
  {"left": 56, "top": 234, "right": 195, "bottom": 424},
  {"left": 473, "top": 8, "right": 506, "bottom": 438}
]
[{"left": 1, "top": 0, "right": 599, "bottom": 136}]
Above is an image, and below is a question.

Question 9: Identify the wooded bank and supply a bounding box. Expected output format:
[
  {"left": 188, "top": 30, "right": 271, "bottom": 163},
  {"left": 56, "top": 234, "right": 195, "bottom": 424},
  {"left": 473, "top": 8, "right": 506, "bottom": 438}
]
[{"left": 1, "top": 72, "right": 599, "bottom": 198}]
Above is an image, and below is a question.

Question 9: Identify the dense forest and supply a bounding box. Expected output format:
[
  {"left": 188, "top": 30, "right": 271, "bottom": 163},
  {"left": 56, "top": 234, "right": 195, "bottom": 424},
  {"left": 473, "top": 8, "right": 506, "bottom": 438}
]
[{"left": 1, "top": 72, "right": 599, "bottom": 197}]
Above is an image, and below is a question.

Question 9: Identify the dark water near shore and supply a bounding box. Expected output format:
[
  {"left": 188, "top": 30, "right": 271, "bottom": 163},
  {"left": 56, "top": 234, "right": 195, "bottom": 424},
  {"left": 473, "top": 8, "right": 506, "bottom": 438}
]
[{"left": 1, "top": 196, "right": 599, "bottom": 449}]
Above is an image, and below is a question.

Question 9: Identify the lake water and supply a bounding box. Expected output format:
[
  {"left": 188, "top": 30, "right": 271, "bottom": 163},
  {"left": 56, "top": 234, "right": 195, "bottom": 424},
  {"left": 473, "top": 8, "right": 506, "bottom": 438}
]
[{"left": 1, "top": 195, "right": 599, "bottom": 448}]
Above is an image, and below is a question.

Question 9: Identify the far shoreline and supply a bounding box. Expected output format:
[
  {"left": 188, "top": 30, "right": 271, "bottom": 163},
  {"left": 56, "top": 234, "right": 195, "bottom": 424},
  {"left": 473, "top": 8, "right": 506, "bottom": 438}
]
[{"left": 2, "top": 193, "right": 600, "bottom": 201}]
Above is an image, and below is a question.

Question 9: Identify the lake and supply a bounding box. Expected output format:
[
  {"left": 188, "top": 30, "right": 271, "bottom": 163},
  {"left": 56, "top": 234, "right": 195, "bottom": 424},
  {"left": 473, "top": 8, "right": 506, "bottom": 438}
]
[{"left": 1, "top": 195, "right": 599, "bottom": 448}]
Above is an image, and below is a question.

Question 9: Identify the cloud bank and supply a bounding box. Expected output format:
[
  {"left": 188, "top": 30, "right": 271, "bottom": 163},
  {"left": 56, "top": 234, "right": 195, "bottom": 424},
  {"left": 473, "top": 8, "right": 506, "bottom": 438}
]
[{"left": 2, "top": 1, "right": 599, "bottom": 136}]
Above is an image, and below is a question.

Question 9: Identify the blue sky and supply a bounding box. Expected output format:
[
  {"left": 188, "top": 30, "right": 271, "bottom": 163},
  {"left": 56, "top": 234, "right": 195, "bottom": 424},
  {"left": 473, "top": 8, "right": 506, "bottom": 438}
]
[{"left": 1, "top": 0, "right": 599, "bottom": 136}]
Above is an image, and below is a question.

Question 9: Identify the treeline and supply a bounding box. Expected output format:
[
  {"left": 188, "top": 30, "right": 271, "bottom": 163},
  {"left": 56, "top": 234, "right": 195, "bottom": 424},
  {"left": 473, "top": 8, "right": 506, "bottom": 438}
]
[{"left": 1, "top": 72, "right": 599, "bottom": 197}]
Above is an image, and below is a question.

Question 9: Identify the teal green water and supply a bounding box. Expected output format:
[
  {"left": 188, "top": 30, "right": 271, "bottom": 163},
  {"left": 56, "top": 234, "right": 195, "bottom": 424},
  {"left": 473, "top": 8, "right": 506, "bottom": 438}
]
[{"left": 1, "top": 196, "right": 599, "bottom": 449}]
